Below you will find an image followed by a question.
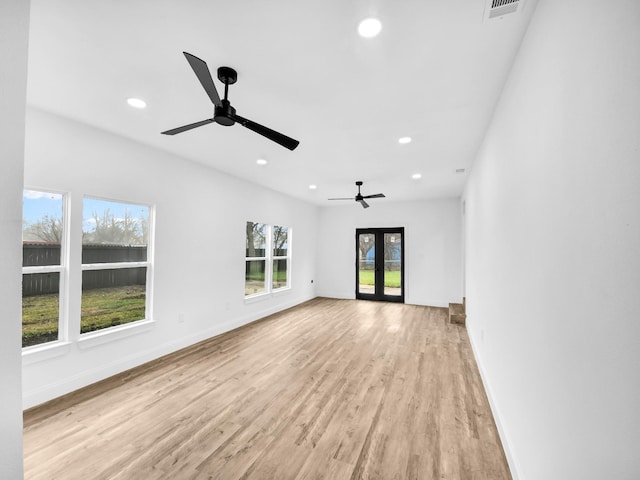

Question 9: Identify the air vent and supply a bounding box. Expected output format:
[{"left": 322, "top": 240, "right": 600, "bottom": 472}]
[{"left": 488, "top": 0, "right": 520, "bottom": 18}]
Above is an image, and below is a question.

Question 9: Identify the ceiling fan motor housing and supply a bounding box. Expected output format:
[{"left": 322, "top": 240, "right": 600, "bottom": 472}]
[{"left": 214, "top": 100, "right": 235, "bottom": 126}]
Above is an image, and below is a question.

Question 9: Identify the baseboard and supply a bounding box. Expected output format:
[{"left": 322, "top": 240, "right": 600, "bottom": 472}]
[
  {"left": 22, "top": 294, "right": 315, "bottom": 409},
  {"left": 316, "top": 291, "right": 451, "bottom": 309},
  {"left": 467, "top": 326, "right": 522, "bottom": 480},
  {"left": 315, "top": 290, "right": 355, "bottom": 300},
  {"left": 406, "top": 298, "right": 449, "bottom": 308}
]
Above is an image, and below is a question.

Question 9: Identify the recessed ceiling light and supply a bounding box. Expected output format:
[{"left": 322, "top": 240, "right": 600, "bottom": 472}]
[
  {"left": 398, "top": 137, "right": 412, "bottom": 144},
  {"left": 126, "top": 97, "right": 146, "bottom": 109},
  {"left": 358, "top": 18, "right": 382, "bottom": 38},
  {"left": 412, "top": 173, "right": 422, "bottom": 179},
  {"left": 309, "top": 185, "right": 317, "bottom": 190},
  {"left": 256, "top": 158, "right": 267, "bottom": 165}
]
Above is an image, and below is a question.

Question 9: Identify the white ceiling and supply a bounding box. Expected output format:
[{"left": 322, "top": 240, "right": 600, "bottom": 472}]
[{"left": 26, "top": 0, "right": 536, "bottom": 206}]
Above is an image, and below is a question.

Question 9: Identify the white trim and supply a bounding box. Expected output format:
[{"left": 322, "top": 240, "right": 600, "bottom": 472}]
[
  {"left": 272, "top": 286, "right": 291, "bottom": 296},
  {"left": 81, "top": 261, "right": 148, "bottom": 271},
  {"left": 405, "top": 298, "right": 450, "bottom": 308},
  {"left": 22, "top": 265, "right": 63, "bottom": 274},
  {"left": 82, "top": 193, "right": 150, "bottom": 211},
  {"left": 467, "top": 322, "right": 521, "bottom": 480},
  {"left": 244, "top": 291, "right": 270, "bottom": 304},
  {"left": 22, "top": 341, "right": 72, "bottom": 366},
  {"left": 144, "top": 205, "right": 156, "bottom": 328},
  {"left": 59, "top": 192, "right": 71, "bottom": 343},
  {"left": 77, "top": 318, "right": 155, "bottom": 349},
  {"left": 244, "top": 286, "right": 292, "bottom": 304}
]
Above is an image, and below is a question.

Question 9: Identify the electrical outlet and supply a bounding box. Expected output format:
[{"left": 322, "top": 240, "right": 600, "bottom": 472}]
[{"left": 178, "top": 313, "right": 185, "bottom": 323}]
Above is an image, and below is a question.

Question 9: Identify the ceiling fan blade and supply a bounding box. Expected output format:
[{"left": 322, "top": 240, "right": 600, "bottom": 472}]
[
  {"left": 363, "top": 193, "right": 386, "bottom": 199},
  {"left": 230, "top": 113, "right": 299, "bottom": 151},
  {"left": 358, "top": 199, "right": 370, "bottom": 208},
  {"left": 328, "top": 197, "right": 354, "bottom": 201},
  {"left": 161, "top": 118, "right": 214, "bottom": 135},
  {"left": 183, "top": 52, "right": 222, "bottom": 107}
]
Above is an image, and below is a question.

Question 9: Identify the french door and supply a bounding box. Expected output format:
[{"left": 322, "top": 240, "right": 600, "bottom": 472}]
[{"left": 356, "top": 227, "right": 404, "bottom": 303}]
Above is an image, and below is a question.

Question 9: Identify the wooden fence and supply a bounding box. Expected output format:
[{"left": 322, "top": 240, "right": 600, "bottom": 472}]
[{"left": 22, "top": 243, "right": 147, "bottom": 296}]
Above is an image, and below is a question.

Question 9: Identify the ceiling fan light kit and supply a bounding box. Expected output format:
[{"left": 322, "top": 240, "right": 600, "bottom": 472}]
[
  {"left": 328, "top": 181, "right": 386, "bottom": 209},
  {"left": 162, "top": 52, "right": 300, "bottom": 151}
]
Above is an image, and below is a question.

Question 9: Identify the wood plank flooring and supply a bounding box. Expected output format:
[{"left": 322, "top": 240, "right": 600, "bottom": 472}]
[{"left": 23, "top": 298, "right": 511, "bottom": 480}]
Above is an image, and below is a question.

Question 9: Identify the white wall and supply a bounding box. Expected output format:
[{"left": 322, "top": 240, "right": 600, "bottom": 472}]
[
  {"left": 316, "top": 199, "right": 462, "bottom": 307},
  {"left": 22, "top": 108, "right": 318, "bottom": 408},
  {"left": 0, "top": 1, "right": 29, "bottom": 477},
  {"left": 464, "top": 1, "right": 640, "bottom": 479}
]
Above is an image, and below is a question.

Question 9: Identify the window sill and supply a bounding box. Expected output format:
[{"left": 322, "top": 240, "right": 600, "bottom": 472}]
[
  {"left": 244, "top": 287, "right": 291, "bottom": 304},
  {"left": 22, "top": 340, "right": 72, "bottom": 366},
  {"left": 272, "top": 286, "right": 292, "bottom": 296},
  {"left": 77, "top": 319, "right": 155, "bottom": 349}
]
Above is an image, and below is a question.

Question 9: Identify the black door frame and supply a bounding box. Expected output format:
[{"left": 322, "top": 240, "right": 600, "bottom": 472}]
[{"left": 355, "top": 227, "right": 405, "bottom": 303}]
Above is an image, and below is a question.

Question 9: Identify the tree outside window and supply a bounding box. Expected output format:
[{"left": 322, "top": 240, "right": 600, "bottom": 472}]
[{"left": 245, "top": 222, "right": 290, "bottom": 296}]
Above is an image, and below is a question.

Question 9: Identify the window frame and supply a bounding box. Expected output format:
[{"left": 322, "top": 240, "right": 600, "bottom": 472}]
[
  {"left": 271, "top": 225, "right": 291, "bottom": 292},
  {"left": 245, "top": 222, "right": 268, "bottom": 297},
  {"left": 80, "top": 195, "right": 154, "bottom": 336},
  {"left": 21, "top": 188, "right": 69, "bottom": 349},
  {"left": 245, "top": 222, "right": 291, "bottom": 299}
]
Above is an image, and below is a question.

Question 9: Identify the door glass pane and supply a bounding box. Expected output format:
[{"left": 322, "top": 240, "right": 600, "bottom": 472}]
[
  {"left": 384, "top": 233, "right": 402, "bottom": 296},
  {"left": 22, "top": 272, "right": 60, "bottom": 347},
  {"left": 358, "top": 233, "right": 375, "bottom": 295}
]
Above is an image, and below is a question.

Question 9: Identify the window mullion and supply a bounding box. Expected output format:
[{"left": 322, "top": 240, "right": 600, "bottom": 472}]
[
  {"left": 81, "top": 261, "right": 149, "bottom": 271},
  {"left": 22, "top": 265, "right": 63, "bottom": 274},
  {"left": 266, "top": 224, "right": 273, "bottom": 293}
]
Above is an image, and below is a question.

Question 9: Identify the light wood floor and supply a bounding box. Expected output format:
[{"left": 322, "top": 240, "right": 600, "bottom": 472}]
[{"left": 23, "top": 298, "right": 511, "bottom": 480}]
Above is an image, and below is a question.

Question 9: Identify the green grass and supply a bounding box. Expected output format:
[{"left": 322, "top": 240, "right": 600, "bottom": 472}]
[
  {"left": 22, "top": 285, "right": 146, "bottom": 347},
  {"left": 22, "top": 293, "right": 60, "bottom": 347},
  {"left": 359, "top": 270, "right": 401, "bottom": 288},
  {"left": 80, "top": 285, "right": 146, "bottom": 334},
  {"left": 245, "top": 271, "right": 288, "bottom": 295},
  {"left": 245, "top": 271, "right": 287, "bottom": 282}
]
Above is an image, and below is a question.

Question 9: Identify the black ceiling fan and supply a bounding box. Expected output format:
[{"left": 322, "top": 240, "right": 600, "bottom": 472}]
[
  {"left": 328, "top": 181, "right": 386, "bottom": 208},
  {"left": 161, "top": 52, "right": 299, "bottom": 151}
]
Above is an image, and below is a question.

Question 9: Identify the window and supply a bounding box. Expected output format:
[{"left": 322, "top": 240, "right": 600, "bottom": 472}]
[
  {"left": 272, "top": 226, "right": 289, "bottom": 290},
  {"left": 22, "top": 189, "right": 66, "bottom": 348},
  {"left": 245, "top": 222, "right": 291, "bottom": 297},
  {"left": 81, "top": 197, "right": 151, "bottom": 334},
  {"left": 245, "top": 222, "right": 267, "bottom": 296}
]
